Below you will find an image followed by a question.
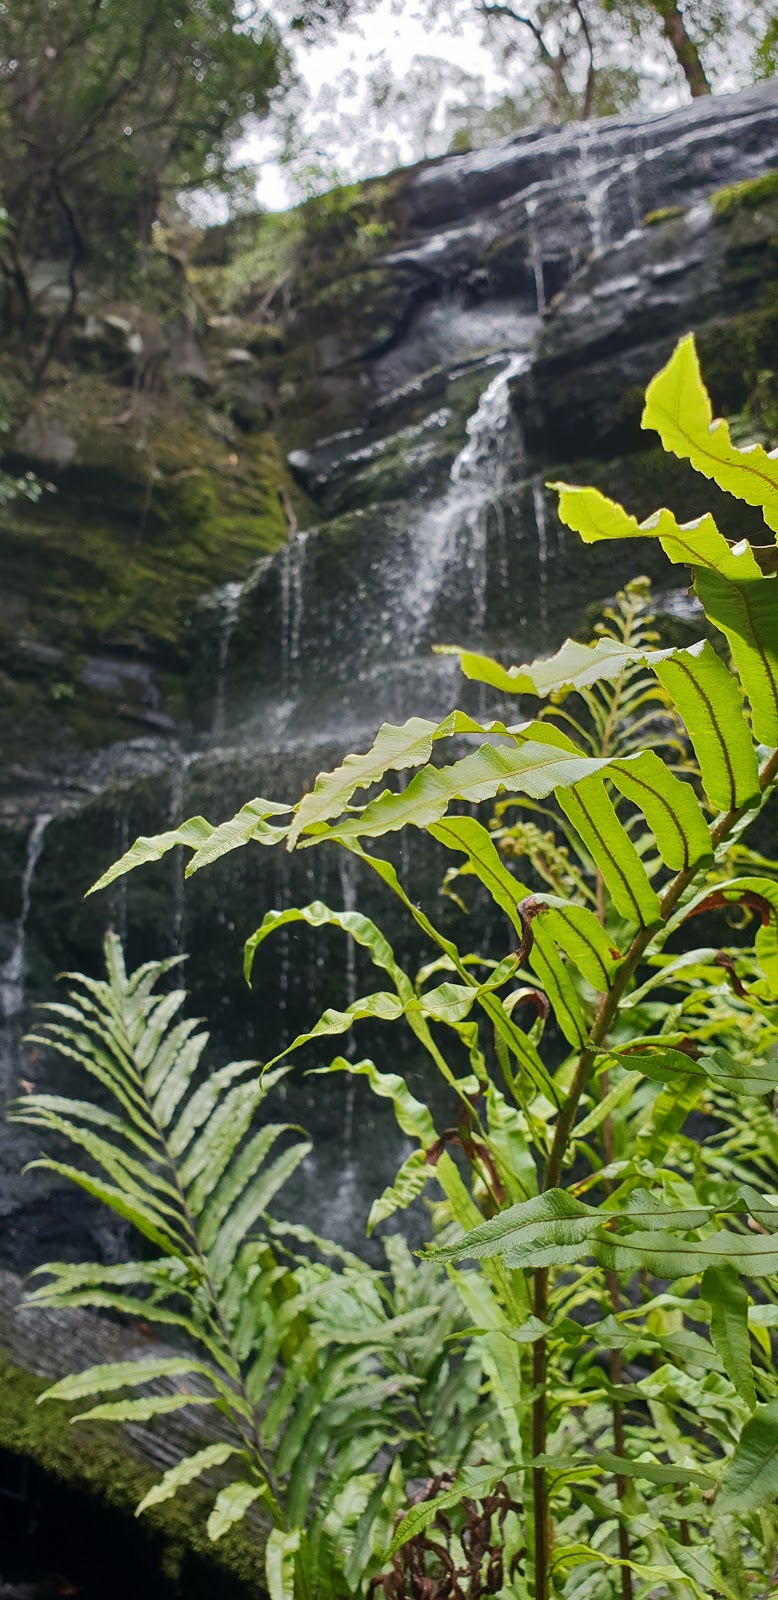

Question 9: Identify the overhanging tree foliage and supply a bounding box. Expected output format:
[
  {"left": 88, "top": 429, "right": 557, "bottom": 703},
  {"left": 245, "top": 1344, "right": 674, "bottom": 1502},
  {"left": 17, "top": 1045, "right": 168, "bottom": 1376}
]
[
  {"left": 19, "top": 334, "right": 778, "bottom": 1596},
  {"left": 0, "top": 0, "right": 288, "bottom": 306}
]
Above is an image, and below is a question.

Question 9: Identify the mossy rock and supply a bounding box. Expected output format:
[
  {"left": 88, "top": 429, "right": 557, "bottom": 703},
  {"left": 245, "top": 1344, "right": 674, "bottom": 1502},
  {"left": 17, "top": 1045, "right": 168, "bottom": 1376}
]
[
  {"left": 642, "top": 205, "right": 687, "bottom": 227},
  {"left": 0, "top": 1351, "right": 265, "bottom": 1596},
  {"left": 710, "top": 169, "right": 778, "bottom": 220},
  {"left": 0, "top": 360, "right": 315, "bottom": 755}
]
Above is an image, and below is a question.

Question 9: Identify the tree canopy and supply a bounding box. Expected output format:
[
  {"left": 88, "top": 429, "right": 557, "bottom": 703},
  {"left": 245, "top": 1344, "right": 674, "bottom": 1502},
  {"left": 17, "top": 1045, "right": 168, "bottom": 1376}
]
[
  {"left": 280, "top": 0, "right": 778, "bottom": 187},
  {"left": 0, "top": 0, "right": 289, "bottom": 272}
]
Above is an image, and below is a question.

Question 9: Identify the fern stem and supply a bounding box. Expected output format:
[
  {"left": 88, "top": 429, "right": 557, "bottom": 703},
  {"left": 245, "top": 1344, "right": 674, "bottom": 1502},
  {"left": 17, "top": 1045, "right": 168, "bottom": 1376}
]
[
  {"left": 164, "top": 1170, "right": 286, "bottom": 1518},
  {"left": 602, "top": 1087, "right": 633, "bottom": 1599},
  {"left": 531, "top": 1266, "right": 549, "bottom": 1600},
  {"left": 607, "top": 1268, "right": 633, "bottom": 1600}
]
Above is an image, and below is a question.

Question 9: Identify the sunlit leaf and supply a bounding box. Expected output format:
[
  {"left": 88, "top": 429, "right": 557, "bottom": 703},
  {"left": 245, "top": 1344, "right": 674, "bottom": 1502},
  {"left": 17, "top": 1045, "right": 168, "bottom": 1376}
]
[{"left": 642, "top": 333, "right": 778, "bottom": 535}]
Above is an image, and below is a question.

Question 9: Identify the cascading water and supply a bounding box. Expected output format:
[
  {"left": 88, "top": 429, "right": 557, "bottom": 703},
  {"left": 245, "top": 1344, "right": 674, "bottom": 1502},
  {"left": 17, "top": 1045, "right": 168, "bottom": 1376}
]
[
  {"left": 276, "top": 846, "right": 292, "bottom": 1051},
  {"left": 532, "top": 476, "right": 550, "bottom": 634},
  {"left": 201, "top": 341, "right": 537, "bottom": 747},
  {"left": 168, "top": 748, "right": 196, "bottom": 959},
  {"left": 0, "top": 815, "right": 50, "bottom": 1021},
  {"left": 112, "top": 812, "right": 130, "bottom": 949},
  {"left": 280, "top": 531, "right": 308, "bottom": 704},
  {"left": 404, "top": 352, "right": 528, "bottom": 653},
  {"left": 384, "top": 352, "right": 528, "bottom": 693},
  {"left": 211, "top": 579, "right": 244, "bottom": 738},
  {"left": 524, "top": 195, "right": 546, "bottom": 313}
]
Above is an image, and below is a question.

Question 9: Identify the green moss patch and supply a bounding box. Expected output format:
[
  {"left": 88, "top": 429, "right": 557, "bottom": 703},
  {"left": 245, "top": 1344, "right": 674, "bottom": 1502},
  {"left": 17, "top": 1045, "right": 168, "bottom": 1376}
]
[
  {"left": 0, "top": 359, "right": 316, "bottom": 752},
  {"left": 710, "top": 170, "right": 778, "bottom": 220},
  {"left": 0, "top": 1352, "right": 265, "bottom": 1594},
  {"left": 642, "top": 205, "right": 686, "bottom": 227}
]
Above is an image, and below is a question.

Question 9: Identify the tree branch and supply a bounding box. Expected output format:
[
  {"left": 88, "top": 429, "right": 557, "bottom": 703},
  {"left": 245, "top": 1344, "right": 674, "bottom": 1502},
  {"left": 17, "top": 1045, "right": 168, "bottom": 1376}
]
[
  {"left": 571, "top": 0, "right": 597, "bottom": 119},
  {"left": 653, "top": 0, "right": 711, "bottom": 97},
  {"left": 476, "top": 2, "right": 556, "bottom": 69}
]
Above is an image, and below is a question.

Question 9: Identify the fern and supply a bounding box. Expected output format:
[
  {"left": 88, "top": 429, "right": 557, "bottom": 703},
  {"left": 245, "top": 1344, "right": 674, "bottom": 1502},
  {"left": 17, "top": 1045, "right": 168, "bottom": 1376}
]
[
  {"left": 15, "top": 938, "right": 499, "bottom": 1596},
  {"left": 25, "top": 334, "right": 778, "bottom": 1595},
  {"left": 14, "top": 938, "right": 311, "bottom": 1519},
  {"left": 473, "top": 577, "right": 694, "bottom": 919}
]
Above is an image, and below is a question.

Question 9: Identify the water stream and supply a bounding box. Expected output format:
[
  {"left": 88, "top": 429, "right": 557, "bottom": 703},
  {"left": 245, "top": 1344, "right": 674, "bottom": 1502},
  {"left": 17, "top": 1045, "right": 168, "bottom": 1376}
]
[
  {"left": 0, "top": 815, "right": 51, "bottom": 1021},
  {"left": 532, "top": 476, "right": 550, "bottom": 635},
  {"left": 407, "top": 351, "right": 529, "bottom": 653},
  {"left": 211, "top": 579, "right": 244, "bottom": 738}
]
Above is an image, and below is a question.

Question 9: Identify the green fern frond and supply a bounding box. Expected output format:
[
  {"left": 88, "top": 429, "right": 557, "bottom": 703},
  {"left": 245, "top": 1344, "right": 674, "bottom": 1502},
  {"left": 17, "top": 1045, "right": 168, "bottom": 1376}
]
[{"left": 16, "top": 935, "right": 493, "bottom": 1596}]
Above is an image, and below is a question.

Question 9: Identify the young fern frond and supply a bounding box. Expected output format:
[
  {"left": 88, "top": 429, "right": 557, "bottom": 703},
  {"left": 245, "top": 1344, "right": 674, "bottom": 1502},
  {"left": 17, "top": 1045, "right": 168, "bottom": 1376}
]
[
  {"left": 18, "top": 937, "right": 499, "bottom": 1596},
  {"left": 14, "top": 935, "right": 314, "bottom": 1525}
]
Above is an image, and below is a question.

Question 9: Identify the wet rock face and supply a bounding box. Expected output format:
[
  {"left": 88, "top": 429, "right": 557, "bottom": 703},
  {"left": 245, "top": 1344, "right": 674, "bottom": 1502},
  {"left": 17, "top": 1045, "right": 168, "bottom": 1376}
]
[
  {"left": 521, "top": 184, "right": 778, "bottom": 456},
  {"left": 3, "top": 82, "right": 778, "bottom": 1268},
  {"left": 405, "top": 84, "right": 778, "bottom": 235}
]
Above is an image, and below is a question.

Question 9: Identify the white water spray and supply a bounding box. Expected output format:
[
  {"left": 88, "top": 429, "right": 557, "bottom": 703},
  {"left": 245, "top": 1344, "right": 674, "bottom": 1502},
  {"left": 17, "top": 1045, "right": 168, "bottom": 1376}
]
[{"left": 212, "top": 579, "right": 244, "bottom": 738}]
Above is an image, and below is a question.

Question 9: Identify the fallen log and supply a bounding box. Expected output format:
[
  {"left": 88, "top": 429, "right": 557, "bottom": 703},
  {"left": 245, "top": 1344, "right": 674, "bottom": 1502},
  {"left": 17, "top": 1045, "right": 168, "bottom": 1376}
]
[{"left": 0, "top": 1270, "right": 267, "bottom": 1596}]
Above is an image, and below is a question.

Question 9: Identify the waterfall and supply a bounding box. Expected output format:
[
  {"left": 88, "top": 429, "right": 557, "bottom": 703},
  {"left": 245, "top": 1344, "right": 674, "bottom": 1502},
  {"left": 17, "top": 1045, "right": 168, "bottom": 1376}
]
[
  {"left": 169, "top": 749, "right": 194, "bottom": 958},
  {"left": 9, "top": 79, "right": 778, "bottom": 1272},
  {"left": 525, "top": 195, "right": 545, "bottom": 314},
  {"left": 280, "top": 543, "right": 290, "bottom": 700},
  {"left": 337, "top": 853, "right": 358, "bottom": 1149},
  {"left": 113, "top": 812, "right": 129, "bottom": 949},
  {"left": 452, "top": 353, "right": 528, "bottom": 485},
  {"left": 576, "top": 121, "right": 613, "bottom": 255},
  {"left": 211, "top": 580, "right": 244, "bottom": 738},
  {"left": 280, "top": 532, "right": 307, "bottom": 705},
  {"left": 532, "top": 476, "right": 550, "bottom": 637},
  {"left": 407, "top": 351, "right": 529, "bottom": 652},
  {"left": 338, "top": 857, "right": 358, "bottom": 1012},
  {"left": 623, "top": 153, "right": 642, "bottom": 231},
  {"left": 194, "top": 344, "right": 536, "bottom": 749},
  {"left": 0, "top": 815, "right": 50, "bottom": 1020},
  {"left": 304, "top": 852, "right": 319, "bottom": 1016},
  {"left": 277, "top": 847, "right": 292, "bottom": 1050}
]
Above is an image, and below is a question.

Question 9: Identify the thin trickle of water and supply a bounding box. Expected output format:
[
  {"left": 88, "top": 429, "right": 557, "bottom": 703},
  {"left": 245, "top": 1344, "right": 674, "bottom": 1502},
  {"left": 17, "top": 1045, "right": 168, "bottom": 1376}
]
[
  {"left": 289, "top": 532, "right": 307, "bottom": 691},
  {"left": 281, "top": 532, "right": 308, "bottom": 703},
  {"left": 277, "top": 848, "right": 292, "bottom": 1049},
  {"left": 525, "top": 195, "right": 545, "bottom": 314},
  {"left": 586, "top": 175, "right": 610, "bottom": 255},
  {"left": 452, "top": 352, "right": 528, "bottom": 486},
  {"left": 576, "top": 122, "right": 611, "bottom": 256},
  {"left": 113, "top": 813, "right": 129, "bottom": 950},
  {"left": 397, "top": 770, "right": 412, "bottom": 888},
  {"left": 532, "top": 476, "right": 549, "bottom": 636},
  {"left": 623, "top": 153, "right": 642, "bottom": 232},
  {"left": 169, "top": 749, "right": 193, "bottom": 958},
  {"left": 337, "top": 853, "right": 358, "bottom": 1147},
  {"left": 304, "top": 853, "right": 318, "bottom": 1016},
  {"left": 0, "top": 815, "right": 51, "bottom": 1020},
  {"left": 280, "top": 543, "right": 291, "bottom": 700},
  {"left": 338, "top": 853, "right": 358, "bottom": 1013},
  {"left": 212, "top": 580, "right": 244, "bottom": 739}
]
